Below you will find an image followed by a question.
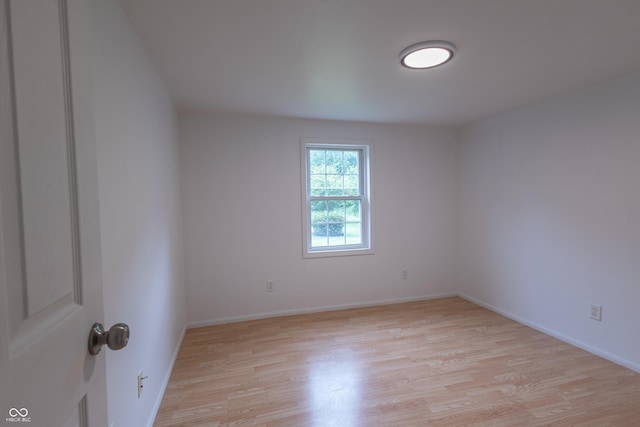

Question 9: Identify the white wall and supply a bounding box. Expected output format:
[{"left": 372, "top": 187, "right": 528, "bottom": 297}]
[
  {"left": 85, "top": 7, "right": 640, "bottom": 425},
  {"left": 458, "top": 72, "right": 640, "bottom": 371},
  {"left": 90, "top": 1, "right": 186, "bottom": 426},
  {"left": 180, "top": 114, "right": 459, "bottom": 325}
]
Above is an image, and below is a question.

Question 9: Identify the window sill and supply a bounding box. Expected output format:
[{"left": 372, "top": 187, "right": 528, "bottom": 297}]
[{"left": 303, "top": 247, "right": 374, "bottom": 259}]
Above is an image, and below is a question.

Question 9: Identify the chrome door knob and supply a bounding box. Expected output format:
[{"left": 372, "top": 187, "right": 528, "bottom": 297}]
[{"left": 88, "top": 322, "right": 130, "bottom": 355}]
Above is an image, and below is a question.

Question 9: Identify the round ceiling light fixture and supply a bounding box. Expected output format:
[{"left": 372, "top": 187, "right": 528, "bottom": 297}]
[{"left": 400, "top": 40, "right": 456, "bottom": 69}]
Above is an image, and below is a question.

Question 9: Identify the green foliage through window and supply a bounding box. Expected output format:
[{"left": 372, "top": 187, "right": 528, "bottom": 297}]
[
  {"left": 309, "top": 149, "right": 360, "bottom": 197},
  {"left": 305, "top": 144, "right": 368, "bottom": 251}
]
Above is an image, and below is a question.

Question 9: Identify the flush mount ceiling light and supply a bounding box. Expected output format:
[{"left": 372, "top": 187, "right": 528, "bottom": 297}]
[{"left": 400, "top": 40, "right": 456, "bottom": 69}]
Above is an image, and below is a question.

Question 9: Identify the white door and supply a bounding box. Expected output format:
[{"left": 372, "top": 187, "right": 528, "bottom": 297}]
[{"left": 1, "top": 1, "right": 111, "bottom": 426}]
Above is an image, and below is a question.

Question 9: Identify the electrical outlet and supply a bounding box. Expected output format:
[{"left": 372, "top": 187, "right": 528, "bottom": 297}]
[
  {"left": 401, "top": 270, "right": 408, "bottom": 280},
  {"left": 137, "top": 371, "right": 148, "bottom": 398},
  {"left": 590, "top": 304, "right": 602, "bottom": 321},
  {"left": 266, "top": 281, "right": 274, "bottom": 292}
]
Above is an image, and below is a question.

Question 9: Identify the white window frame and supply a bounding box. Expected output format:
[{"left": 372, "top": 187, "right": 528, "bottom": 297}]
[{"left": 301, "top": 138, "right": 373, "bottom": 258}]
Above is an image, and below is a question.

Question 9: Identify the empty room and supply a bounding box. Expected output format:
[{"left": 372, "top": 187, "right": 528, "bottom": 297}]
[{"left": 1, "top": 0, "right": 639, "bottom": 426}]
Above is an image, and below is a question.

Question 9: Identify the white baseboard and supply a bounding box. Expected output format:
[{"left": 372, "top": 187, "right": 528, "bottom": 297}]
[
  {"left": 147, "top": 325, "right": 187, "bottom": 427},
  {"left": 187, "top": 292, "right": 458, "bottom": 329},
  {"left": 458, "top": 293, "right": 640, "bottom": 373}
]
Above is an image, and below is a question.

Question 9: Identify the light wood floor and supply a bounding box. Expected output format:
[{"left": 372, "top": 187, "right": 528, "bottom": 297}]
[{"left": 154, "top": 297, "right": 640, "bottom": 426}]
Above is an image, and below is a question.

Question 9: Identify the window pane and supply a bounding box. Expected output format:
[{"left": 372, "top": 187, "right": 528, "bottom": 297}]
[
  {"left": 311, "top": 233, "right": 329, "bottom": 247},
  {"left": 345, "top": 222, "right": 362, "bottom": 245},
  {"left": 309, "top": 150, "right": 325, "bottom": 174},
  {"left": 343, "top": 151, "right": 360, "bottom": 195},
  {"left": 328, "top": 233, "right": 346, "bottom": 246},
  {"left": 345, "top": 200, "right": 360, "bottom": 222},
  {"left": 343, "top": 174, "right": 359, "bottom": 195},
  {"left": 328, "top": 199, "right": 347, "bottom": 246},
  {"left": 310, "top": 174, "right": 326, "bottom": 197},
  {"left": 310, "top": 200, "right": 329, "bottom": 248},
  {"left": 311, "top": 200, "right": 327, "bottom": 214},
  {"left": 308, "top": 148, "right": 361, "bottom": 196},
  {"left": 311, "top": 200, "right": 347, "bottom": 248},
  {"left": 310, "top": 200, "right": 327, "bottom": 231},
  {"left": 325, "top": 150, "right": 341, "bottom": 174},
  {"left": 326, "top": 174, "right": 342, "bottom": 188},
  {"left": 311, "top": 200, "right": 362, "bottom": 247},
  {"left": 343, "top": 151, "right": 358, "bottom": 173},
  {"left": 327, "top": 200, "right": 345, "bottom": 219},
  {"left": 345, "top": 200, "right": 362, "bottom": 245}
]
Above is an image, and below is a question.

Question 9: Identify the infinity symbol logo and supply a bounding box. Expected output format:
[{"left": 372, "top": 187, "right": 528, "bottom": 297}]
[{"left": 8, "top": 407, "right": 28, "bottom": 417}]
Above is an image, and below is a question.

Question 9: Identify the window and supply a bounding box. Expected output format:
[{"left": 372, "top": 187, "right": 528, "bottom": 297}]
[{"left": 301, "top": 139, "right": 372, "bottom": 257}]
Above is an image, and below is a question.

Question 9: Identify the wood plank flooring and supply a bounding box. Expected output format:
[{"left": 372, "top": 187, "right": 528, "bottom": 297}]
[{"left": 154, "top": 297, "right": 640, "bottom": 426}]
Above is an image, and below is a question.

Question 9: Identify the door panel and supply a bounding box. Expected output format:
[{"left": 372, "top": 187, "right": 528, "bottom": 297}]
[
  {"left": 11, "top": 0, "right": 77, "bottom": 319},
  {"left": 1, "top": 1, "right": 108, "bottom": 426}
]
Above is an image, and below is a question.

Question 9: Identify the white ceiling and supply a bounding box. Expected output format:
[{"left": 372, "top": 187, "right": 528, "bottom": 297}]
[{"left": 118, "top": 0, "right": 640, "bottom": 126}]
